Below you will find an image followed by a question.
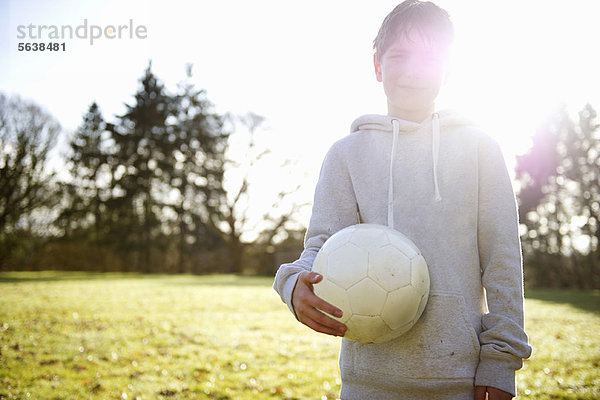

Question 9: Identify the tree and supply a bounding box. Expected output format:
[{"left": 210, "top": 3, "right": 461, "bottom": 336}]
[
  {"left": 516, "top": 104, "right": 600, "bottom": 288},
  {"left": 560, "top": 104, "right": 600, "bottom": 286},
  {"left": 102, "top": 61, "right": 176, "bottom": 272},
  {"left": 221, "top": 112, "right": 307, "bottom": 273},
  {"left": 167, "top": 63, "right": 229, "bottom": 273},
  {"left": 52, "top": 102, "right": 117, "bottom": 270},
  {"left": 59, "top": 102, "right": 110, "bottom": 237},
  {"left": 0, "top": 93, "right": 60, "bottom": 268}
]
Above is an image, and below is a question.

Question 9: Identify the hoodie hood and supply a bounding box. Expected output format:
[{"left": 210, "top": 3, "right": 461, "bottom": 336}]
[
  {"left": 350, "top": 110, "right": 474, "bottom": 228},
  {"left": 350, "top": 110, "right": 473, "bottom": 134}
]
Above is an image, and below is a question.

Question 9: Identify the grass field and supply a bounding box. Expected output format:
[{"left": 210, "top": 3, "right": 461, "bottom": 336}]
[{"left": 0, "top": 272, "right": 598, "bottom": 399}]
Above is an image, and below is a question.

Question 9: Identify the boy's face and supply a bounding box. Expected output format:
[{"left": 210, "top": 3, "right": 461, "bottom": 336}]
[{"left": 374, "top": 28, "right": 447, "bottom": 121}]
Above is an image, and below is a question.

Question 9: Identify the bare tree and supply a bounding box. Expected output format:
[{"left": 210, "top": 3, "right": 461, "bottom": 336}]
[
  {"left": 0, "top": 93, "right": 60, "bottom": 267},
  {"left": 221, "top": 112, "right": 307, "bottom": 273}
]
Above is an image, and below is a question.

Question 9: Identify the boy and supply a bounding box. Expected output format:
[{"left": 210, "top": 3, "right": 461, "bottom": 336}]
[{"left": 273, "top": 1, "right": 532, "bottom": 399}]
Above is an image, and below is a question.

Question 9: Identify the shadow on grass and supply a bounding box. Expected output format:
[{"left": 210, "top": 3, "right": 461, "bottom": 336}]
[
  {"left": 525, "top": 288, "right": 600, "bottom": 315},
  {"left": 0, "top": 271, "right": 274, "bottom": 287},
  {"left": 166, "top": 274, "right": 274, "bottom": 287},
  {"left": 0, "top": 271, "right": 115, "bottom": 283}
]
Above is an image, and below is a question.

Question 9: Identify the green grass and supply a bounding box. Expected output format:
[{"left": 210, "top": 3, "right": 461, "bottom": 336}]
[
  {"left": 0, "top": 272, "right": 598, "bottom": 399},
  {"left": 520, "top": 288, "right": 599, "bottom": 399}
]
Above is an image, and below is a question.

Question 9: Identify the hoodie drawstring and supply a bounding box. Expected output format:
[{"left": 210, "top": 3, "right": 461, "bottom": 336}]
[
  {"left": 432, "top": 113, "right": 442, "bottom": 202},
  {"left": 387, "top": 115, "right": 441, "bottom": 228},
  {"left": 388, "top": 119, "right": 400, "bottom": 228}
]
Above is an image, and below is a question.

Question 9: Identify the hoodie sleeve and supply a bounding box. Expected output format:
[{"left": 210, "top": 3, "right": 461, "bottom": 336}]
[
  {"left": 273, "top": 140, "right": 359, "bottom": 316},
  {"left": 474, "top": 134, "right": 532, "bottom": 396}
]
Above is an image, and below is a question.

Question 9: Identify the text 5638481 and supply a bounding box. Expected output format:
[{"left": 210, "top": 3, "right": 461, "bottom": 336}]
[{"left": 18, "top": 42, "right": 66, "bottom": 52}]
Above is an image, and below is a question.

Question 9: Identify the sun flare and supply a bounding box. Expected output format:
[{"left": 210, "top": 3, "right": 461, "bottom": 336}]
[{"left": 436, "top": 0, "right": 600, "bottom": 159}]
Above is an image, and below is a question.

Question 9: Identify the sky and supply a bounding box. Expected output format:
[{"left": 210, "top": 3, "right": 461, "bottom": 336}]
[{"left": 2, "top": 0, "right": 600, "bottom": 236}]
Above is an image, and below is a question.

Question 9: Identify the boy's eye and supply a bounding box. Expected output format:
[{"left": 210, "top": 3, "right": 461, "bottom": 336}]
[{"left": 388, "top": 52, "right": 409, "bottom": 61}]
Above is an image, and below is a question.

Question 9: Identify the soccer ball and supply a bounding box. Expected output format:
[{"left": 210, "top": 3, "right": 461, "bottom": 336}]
[{"left": 312, "top": 223, "right": 430, "bottom": 343}]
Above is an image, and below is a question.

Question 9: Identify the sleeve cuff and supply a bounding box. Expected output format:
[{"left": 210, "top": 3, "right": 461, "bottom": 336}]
[
  {"left": 282, "top": 271, "right": 301, "bottom": 319},
  {"left": 475, "top": 357, "right": 517, "bottom": 396}
]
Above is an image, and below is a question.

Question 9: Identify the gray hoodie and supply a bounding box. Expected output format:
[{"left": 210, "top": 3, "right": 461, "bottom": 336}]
[{"left": 273, "top": 111, "right": 532, "bottom": 399}]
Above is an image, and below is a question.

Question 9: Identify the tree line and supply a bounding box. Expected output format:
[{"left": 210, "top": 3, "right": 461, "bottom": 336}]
[
  {"left": 0, "top": 62, "right": 305, "bottom": 275},
  {"left": 1, "top": 63, "right": 599, "bottom": 287},
  {"left": 516, "top": 104, "right": 600, "bottom": 288}
]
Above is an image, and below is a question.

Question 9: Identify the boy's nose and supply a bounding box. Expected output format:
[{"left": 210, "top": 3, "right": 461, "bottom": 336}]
[{"left": 403, "top": 57, "right": 423, "bottom": 78}]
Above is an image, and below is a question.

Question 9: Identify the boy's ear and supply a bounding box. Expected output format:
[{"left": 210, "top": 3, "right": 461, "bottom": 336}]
[{"left": 373, "top": 53, "right": 383, "bottom": 82}]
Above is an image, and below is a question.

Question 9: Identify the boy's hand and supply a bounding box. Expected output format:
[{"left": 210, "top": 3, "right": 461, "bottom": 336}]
[
  {"left": 475, "top": 386, "right": 513, "bottom": 400},
  {"left": 292, "top": 271, "right": 348, "bottom": 337}
]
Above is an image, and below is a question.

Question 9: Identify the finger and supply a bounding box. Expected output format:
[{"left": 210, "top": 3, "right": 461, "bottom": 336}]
[
  {"left": 302, "top": 305, "right": 347, "bottom": 333},
  {"left": 297, "top": 273, "right": 343, "bottom": 318},
  {"left": 474, "top": 386, "right": 487, "bottom": 400},
  {"left": 299, "top": 270, "right": 322, "bottom": 285},
  {"left": 294, "top": 295, "right": 346, "bottom": 333},
  {"left": 301, "top": 314, "right": 346, "bottom": 337},
  {"left": 299, "top": 273, "right": 343, "bottom": 317},
  {"left": 312, "top": 294, "right": 344, "bottom": 318}
]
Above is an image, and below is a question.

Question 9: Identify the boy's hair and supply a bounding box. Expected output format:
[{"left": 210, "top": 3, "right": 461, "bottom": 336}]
[{"left": 374, "top": 0, "right": 454, "bottom": 60}]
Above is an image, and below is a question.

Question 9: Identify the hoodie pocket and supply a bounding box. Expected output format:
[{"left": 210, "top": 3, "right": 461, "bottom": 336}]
[{"left": 349, "top": 293, "right": 480, "bottom": 380}]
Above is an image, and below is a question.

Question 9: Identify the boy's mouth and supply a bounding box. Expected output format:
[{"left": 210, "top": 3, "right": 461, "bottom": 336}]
[{"left": 398, "top": 85, "right": 425, "bottom": 90}]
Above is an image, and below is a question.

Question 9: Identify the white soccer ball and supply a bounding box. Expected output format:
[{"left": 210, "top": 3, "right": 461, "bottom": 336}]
[{"left": 312, "top": 223, "right": 430, "bottom": 343}]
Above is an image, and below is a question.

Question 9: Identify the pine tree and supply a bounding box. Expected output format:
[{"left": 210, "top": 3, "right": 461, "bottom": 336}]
[
  {"left": 168, "top": 64, "right": 228, "bottom": 273},
  {"left": 60, "top": 102, "right": 109, "bottom": 239},
  {"left": 106, "top": 61, "right": 174, "bottom": 272}
]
